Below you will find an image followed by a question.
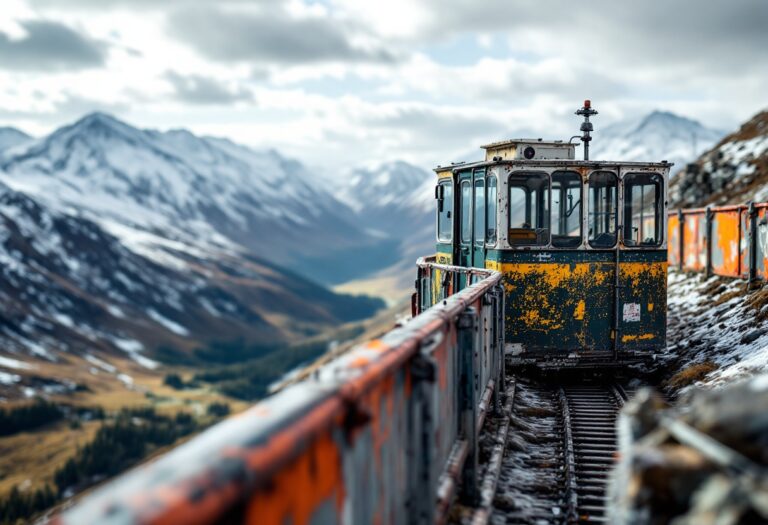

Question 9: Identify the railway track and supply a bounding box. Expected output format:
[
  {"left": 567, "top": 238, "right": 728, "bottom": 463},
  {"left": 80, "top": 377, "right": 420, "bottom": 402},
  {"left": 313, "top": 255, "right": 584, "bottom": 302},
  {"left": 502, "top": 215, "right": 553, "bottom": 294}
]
[{"left": 471, "top": 378, "right": 632, "bottom": 525}]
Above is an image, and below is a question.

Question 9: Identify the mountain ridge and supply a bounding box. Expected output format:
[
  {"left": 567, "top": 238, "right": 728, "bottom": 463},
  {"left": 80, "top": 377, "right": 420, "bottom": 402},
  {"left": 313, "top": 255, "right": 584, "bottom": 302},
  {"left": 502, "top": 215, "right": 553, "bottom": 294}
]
[{"left": 0, "top": 112, "right": 399, "bottom": 284}]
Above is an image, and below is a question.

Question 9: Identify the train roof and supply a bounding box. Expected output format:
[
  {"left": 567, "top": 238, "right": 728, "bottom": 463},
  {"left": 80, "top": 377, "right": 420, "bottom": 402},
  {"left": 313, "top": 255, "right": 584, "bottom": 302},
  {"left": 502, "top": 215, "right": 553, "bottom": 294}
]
[{"left": 433, "top": 158, "right": 674, "bottom": 174}]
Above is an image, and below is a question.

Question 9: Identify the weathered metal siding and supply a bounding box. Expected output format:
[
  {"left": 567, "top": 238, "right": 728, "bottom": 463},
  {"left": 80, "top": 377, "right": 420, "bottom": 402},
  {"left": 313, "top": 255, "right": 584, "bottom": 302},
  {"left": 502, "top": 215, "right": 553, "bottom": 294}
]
[
  {"left": 757, "top": 206, "right": 768, "bottom": 279},
  {"left": 53, "top": 259, "right": 504, "bottom": 525},
  {"left": 710, "top": 209, "right": 742, "bottom": 277},
  {"left": 740, "top": 209, "right": 750, "bottom": 278},
  {"left": 485, "top": 250, "right": 665, "bottom": 359},
  {"left": 682, "top": 211, "right": 707, "bottom": 272},
  {"left": 618, "top": 252, "right": 667, "bottom": 350},
  {"left": 669, "top": 203, "right": 768, "bottom": 283},
  {"left": 667, "top": 213, "right": 681, "bottom": 268}
]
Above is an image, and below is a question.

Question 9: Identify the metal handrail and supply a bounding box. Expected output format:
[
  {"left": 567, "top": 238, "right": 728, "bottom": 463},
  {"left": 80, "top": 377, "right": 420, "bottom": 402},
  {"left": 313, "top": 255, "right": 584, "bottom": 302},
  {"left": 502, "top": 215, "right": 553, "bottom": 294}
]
[{"left": 52, "top": 259, "right": 505, "bottom": 525}]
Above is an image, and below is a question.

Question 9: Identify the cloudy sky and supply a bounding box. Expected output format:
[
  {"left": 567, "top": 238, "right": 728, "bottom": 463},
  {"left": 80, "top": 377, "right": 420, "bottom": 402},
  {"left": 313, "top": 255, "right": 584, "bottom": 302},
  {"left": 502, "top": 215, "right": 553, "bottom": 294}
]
[{"left": 1, "top": 0, "right": 766, "bottom": 172}]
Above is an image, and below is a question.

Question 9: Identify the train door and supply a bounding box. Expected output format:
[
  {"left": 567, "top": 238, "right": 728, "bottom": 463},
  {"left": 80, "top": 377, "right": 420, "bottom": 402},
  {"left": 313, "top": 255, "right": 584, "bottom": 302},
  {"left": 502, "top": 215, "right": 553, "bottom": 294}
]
[
  {"left": 457, "top": 172, "right": 473, "bottom": 282},
  {"left": 472, "top": 169, "right": 487, "bottom": 270},
  {"left": 585, "top": 170, "right": 619, "bottom": 352}
]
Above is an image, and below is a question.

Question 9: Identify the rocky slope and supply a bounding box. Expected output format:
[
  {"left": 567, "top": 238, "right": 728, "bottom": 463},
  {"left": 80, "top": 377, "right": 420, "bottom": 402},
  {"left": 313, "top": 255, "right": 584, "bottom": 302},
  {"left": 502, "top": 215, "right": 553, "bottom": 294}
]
[
  {"left": 0, "top": 176, "right": 382, "bottom": 400},
  {"left": 664, "top": 272, "right": 768, "bottom": 392},
  {"left": 671, "top": 110, "right": 768, "bottom": 207}
]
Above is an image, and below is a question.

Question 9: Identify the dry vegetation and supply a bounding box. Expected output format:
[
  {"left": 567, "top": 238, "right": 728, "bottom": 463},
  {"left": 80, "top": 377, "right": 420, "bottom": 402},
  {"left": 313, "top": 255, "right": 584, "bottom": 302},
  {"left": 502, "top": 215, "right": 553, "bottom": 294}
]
[{"left": 665, "top": 361, "right": 718, "bottom": 390}]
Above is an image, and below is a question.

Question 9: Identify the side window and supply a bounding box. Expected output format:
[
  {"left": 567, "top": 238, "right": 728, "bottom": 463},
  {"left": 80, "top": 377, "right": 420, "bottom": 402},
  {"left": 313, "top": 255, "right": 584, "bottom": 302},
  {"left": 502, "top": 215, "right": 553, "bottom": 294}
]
[
  {"left": 623, "top": 172, "right": 663, "bottom": 246},
  {"left": 460, "top": 181, "right": 471, "bottom": 244},
  {"left": 474, "top": 178, "right": 485, "bottom": 246},
  {"left": 437, "top": 181, "right": 453, "bottom": 242},
  {"left": 552, "top": 171, "right": 582, "bottom": 248},
  {"left": 486, "top": 176, "right": 497, "bottom": 245},
  {"left": 508, "top": 172, "right": 549, "bottom": 246},
  {"left": 588, "top": 171, "right": 618, "bottom": 248}
]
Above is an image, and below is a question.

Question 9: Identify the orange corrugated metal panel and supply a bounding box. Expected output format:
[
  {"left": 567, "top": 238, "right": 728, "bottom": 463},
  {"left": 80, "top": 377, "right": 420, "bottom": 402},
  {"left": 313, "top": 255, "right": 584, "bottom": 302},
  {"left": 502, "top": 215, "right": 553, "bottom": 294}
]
[
  {"left": 710, "top": 210, "right": 741, "bottom": 277},
  {"left": 668, "top": 214, "right": 680, "bottom": 267},
  {"left": 740, "top": 209, "right": 750, "bottom": 278},
  {"left": 682, "top": 212, "right": 706, "bottom": 272},
  {"left": 757, "top": 208, "right": 768, "bottom": 279}
]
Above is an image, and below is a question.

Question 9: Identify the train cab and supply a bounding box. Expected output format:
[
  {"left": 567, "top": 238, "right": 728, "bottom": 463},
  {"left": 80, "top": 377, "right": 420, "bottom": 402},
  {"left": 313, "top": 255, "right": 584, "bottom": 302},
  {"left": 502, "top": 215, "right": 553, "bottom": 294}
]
[{"left": 434, "top": 129, "right": 671, "bottom": 368}]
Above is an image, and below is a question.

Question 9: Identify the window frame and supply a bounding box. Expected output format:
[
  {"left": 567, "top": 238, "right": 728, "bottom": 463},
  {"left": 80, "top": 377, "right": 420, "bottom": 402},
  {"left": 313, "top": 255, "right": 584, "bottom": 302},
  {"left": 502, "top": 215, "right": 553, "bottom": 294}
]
[
  {"left": 473, "top": 175, "right": 485, "bottom": 247},
  {"left": 550, "top": 170, "right": 583, "bottom": 249},
  {"left": 507, "top": 170, "right": 551, "bottom": 248},
  {"left": 485, "top": 174, "right": 498, "bottom": 247},
  {"left": 622, "top": 172, "right": 664, "bottom": 248},
  {"left": 587, "top": 170, "right": 619, "bottom": 249},
  {"left": 436, "top": 179, "right": 453, "bottom": 243},
  {"left": 460, "top": 180, "right": 472, "bottom": 245}
]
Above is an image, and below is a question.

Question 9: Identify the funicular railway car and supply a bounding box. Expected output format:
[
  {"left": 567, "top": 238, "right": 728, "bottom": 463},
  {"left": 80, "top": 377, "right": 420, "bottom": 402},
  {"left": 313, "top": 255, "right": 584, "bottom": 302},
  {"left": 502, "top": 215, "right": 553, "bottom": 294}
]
[{"left": 432, "top": 102, "right": 671, "bottom": 367}]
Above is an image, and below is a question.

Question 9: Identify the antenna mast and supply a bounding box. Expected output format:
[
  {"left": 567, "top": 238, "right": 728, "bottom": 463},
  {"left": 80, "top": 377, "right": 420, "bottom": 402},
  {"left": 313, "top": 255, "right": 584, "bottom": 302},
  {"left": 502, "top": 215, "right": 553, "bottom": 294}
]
[{"left": 575, "top": 100, "right": 598, "bottom": 160}]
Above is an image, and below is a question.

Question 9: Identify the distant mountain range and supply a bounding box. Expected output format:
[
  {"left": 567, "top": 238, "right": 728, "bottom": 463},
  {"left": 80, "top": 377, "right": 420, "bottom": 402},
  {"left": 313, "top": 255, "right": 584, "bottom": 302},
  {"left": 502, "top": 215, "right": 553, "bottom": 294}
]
[
  {"left": 591, "top": 110, "right": 725, "bottom": 173},
  {"left": 0, "top": 114, "right": 392, "bottom": 398},
  {"left": 0, "top": 108, "right": 736, "bottom": 397},
  {"left": 0, "top": 127, "right": 31, "bottom": 151},
  {"left": 0, "top": 113, "right": 401, "bottom": 285}
]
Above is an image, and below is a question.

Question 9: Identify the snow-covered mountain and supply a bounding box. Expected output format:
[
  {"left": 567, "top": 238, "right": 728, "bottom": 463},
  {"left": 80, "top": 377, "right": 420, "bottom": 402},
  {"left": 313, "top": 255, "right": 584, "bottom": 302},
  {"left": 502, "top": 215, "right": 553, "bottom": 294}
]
[
  {"left": 0, "top": 178, "right": 383, "bottom": 399},
  {"left": 337, "top": 160, "right": 432, "bottom": 231},
  {"left": 0, "top": 113, "right": 396, "bottom": 284},
  {"left": 591, "top": 110, "right": 725, "bottom": 173},
  {"left": 335, "top": 161, "right": 436, "bottom": 297},
  {"left": 671, "top": 109, "right": 768, "bottom": 207},
  {"left": 0, "top": 127, "right": 31, "bottom": 152}
]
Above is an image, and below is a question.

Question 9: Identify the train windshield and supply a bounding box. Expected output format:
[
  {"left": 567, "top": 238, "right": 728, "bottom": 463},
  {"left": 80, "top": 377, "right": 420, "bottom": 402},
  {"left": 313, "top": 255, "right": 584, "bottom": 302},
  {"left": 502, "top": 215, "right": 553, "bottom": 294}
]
[
  {"left": 552, "top": 171, "right": 582, "bottom": 247},
  {"left": 623, "top": 173, "right": 663, "bottom": 246},
  {"left": 588, "top": 171, "right": 618, "bottom": 248},
  {"left": 437, "top": 181, "right": 453, "bottom": 242},
  {"left": 508, "top": 173, "right": 549, "bottom": 246}
]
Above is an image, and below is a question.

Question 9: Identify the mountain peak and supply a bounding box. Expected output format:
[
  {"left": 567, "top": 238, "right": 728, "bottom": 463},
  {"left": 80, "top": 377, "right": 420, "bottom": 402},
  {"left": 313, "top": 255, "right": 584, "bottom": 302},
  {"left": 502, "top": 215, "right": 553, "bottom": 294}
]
[
  {"left": 0, "top": 126, "right": 32, "bottom": 152},
  {"left": 638, "top": 110, "right": 703, "bottom": 131},
  {"left": 591, "top": 110, "right": 725, "bottom": 169},
  {"left": 70, "top": 111, "right": 134, "bottom": 135}
]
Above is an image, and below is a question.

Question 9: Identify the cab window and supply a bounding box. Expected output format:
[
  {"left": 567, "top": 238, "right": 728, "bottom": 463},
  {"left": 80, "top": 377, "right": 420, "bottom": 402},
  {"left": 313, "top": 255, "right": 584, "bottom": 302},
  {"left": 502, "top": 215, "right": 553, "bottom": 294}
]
[
  {"left": 508, "top": 172, "right": 549, "bottom": 246},
  {"left": 552, "top": 171, "right": 582, "bottom": 248},
  {"left": 623, "top": 172, "right": 663, "bottom": 247},
  {"left": 474, "top": 178, "right": 485, "bottom": 246},
  {"left": 437, "top": 181, "right": 453, "bottom": 242},
  {"left": 460, "top": 181, "right": 471, "bottom": 244},
  {"left": 486, "top": 176, "right": 497, "bottom": 245},
  {"left": 588, "top": 171, "right": 618, "bottom": 248}
]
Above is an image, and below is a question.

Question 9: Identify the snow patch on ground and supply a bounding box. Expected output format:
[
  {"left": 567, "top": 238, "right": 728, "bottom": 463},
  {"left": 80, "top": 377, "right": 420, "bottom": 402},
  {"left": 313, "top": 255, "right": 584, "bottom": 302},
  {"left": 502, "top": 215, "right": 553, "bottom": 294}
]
[
  {"left": 85, "top": 354, "right": 117, "bottom": 374},
  {"left": 0, "top": 355, "right": 34, "bottom": 370},
  {"left": 0, "top": 371, "right": 21, "bottom": 384},
  {"left": 111, "top": 337, "right": 158, "bottom": 369},
  {"left": 147, "top": 309, "right": 189, "bottom": 336},
  {"left": 666, "top": 271, "right": 768, "bottom": 390}
]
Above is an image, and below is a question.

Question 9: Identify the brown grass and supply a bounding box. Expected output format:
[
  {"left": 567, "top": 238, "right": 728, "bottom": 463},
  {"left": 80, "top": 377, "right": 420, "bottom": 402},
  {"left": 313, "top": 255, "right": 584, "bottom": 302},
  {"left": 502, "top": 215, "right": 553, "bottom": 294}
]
[
  {"left": 744, "top": 284, "right": 768, "bottom": 322},
  {"left": 712, "top": 288, "right": 746, "bottom": 307},
  {"left": 0, "top": 421, "right": 100, "bottom": 496},
  {"left": 665, "top": 361, "right": 718, "bottom": 390},
  {"left": 701, "top": 277, "right": 730, "bottom": 297}
]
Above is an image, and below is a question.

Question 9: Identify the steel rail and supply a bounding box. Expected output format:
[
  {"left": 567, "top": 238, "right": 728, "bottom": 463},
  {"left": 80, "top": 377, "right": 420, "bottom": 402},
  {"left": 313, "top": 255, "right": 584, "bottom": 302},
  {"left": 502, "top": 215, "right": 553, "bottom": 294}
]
[{"left": 469, "top": 379, "right": 516, "bottom": 525}]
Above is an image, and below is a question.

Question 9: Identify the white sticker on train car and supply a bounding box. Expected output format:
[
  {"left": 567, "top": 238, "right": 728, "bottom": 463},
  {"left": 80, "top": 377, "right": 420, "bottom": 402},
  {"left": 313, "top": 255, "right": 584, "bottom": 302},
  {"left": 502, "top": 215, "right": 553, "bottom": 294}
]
[{"left": 623, "top": 303, "right": 641, "bottom": 322}]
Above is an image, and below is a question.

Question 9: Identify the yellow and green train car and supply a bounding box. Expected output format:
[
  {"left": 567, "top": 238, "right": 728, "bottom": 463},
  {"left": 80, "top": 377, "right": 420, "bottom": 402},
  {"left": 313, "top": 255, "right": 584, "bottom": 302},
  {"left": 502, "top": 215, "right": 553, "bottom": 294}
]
[{"left": 433, "top": 139, "right": 670, "bottom": 368}]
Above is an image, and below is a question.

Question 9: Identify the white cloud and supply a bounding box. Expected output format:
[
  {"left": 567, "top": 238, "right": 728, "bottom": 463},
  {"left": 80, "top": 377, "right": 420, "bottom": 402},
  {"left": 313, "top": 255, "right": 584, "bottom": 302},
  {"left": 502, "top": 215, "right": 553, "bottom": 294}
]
[{"left": 0, "top": 0, "right": 764, "bottom": 175}]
